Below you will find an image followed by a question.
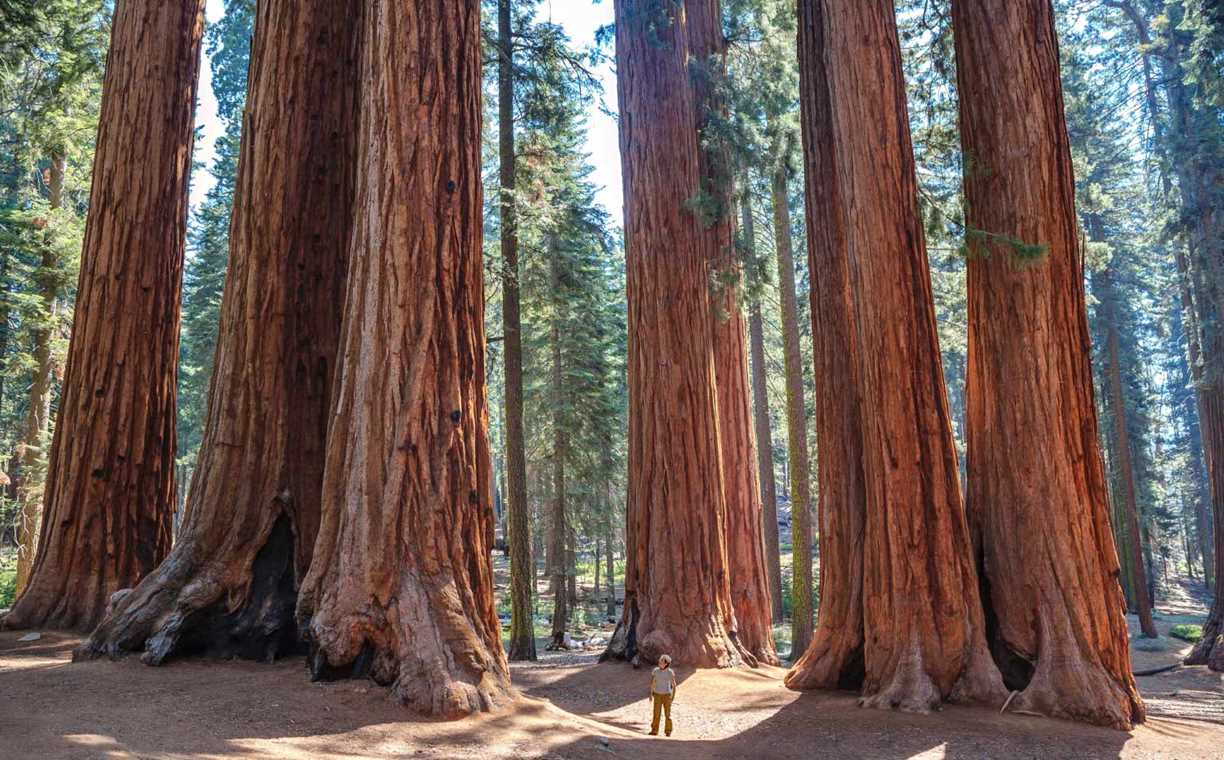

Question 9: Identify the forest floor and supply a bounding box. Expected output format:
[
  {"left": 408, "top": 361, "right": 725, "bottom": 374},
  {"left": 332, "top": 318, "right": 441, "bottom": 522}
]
[{"left": 2, "top": 608, "right": 1223, "bottom": 760}]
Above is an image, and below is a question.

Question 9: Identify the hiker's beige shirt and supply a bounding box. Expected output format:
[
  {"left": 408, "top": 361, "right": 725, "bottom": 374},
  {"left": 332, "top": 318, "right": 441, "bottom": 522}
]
[{"left": 651, "top": 666, "right": 676, "bottom": 695}]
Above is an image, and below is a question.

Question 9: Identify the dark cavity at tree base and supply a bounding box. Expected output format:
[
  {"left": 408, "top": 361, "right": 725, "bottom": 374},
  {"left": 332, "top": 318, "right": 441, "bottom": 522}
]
[{"left": 75, "top": 515, "right": 304, "bottom": 666}]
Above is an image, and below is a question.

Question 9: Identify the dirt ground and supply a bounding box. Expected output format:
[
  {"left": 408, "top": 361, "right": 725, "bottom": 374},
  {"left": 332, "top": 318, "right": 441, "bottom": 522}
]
[{"left": 3, "top": 628, "right": 1223, "bottom": 760}]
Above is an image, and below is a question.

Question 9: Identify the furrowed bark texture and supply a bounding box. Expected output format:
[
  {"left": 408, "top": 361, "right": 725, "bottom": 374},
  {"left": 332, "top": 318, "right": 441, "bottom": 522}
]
[
  {"left": 785, "top": 0, "right": 866, "bottom": 692},
  {"left": 713, "top": 295, "right": 776, "bottom": 666},
  {"left": 955, "top": 0, "right": 1145, "bottom": 728},
  {"left": 787, "top": 0, "right": 1005, "bottom": 712},
  {"left": 2, "top": 0, "right": 204, "bottom": 632},
  {"left": 295, "top": 0, "right": 512, "bottom": 718},
  {"left": 743, "top": 195, "right": 785, "bottom": 626},
  {"left": 77, "top": 0, "right": 359, "bottom": 664},
  {"left": 498, "top": 0, "right": 536, "bottom": 663},
  {"left": 690, "top": 0, "right": 776, "bottom": 667},
  {"left": 602, "top": 0, "right": 746, "bottom": 669}
]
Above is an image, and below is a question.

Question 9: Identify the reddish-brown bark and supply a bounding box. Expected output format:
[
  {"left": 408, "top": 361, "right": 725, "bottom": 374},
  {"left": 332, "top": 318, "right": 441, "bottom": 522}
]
[
  {"left": 295, "top": 0, "right": 511, "bottom": 717},
  {"left": 691, "top": 0, "right": 776, "bottom": 668},
  {"left": 77, "top": 0, "right": 358, "bottom": 664},
  {"left": 955, "top": 0, "right": 1145, "bottom": 728},
  {"left": 786, "top": 0, "right": 864, "bottom": 688},
  {"left": 602, "top": 0, "right": 747, "bottom": 669},
  {"left": 713, "top": 294, "right": 778, "bottom": 666},
  {"left": 787, "top": 0, "right": 1004, "bottom": 712},
  {"left": 2, "top": 0, "right": 204, "bottom": 633}
]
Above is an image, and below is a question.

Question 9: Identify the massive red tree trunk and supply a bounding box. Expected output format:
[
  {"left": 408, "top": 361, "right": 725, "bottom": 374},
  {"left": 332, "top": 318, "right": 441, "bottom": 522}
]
[
  {"left": 295, "top": 0, "right": 512, "bottom": 717},
  {"left": 78, "top": 0, "right": 358, "bottom": 663},
  {"left": 602, "top": 0, "right": 747, "bottom": 669},
  {"left": 954, "top": 0, "right": 1145, "bottom": 728},
  {"left": 692, "top": 0, "right": 776, "bottom": 668},
  {"left": 2, "top": 0, "right": 204, "bottom": 632},
  {"left": 787, "top": 0, "right": 1004, "bottom": 712}
]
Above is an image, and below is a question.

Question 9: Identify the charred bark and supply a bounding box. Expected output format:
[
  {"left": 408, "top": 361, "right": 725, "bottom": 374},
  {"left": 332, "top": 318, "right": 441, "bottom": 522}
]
[
  {"left": 77, "top": 0, "right": 358, "bottom": 663},
  {"left": 295, "top": 0, "right": 512, "bottom": 717},
  {"left": 787, "top": 0, "right": 1004, "bottom": 713},
  {"left": 955, "top": 0, "right": 1144, "bottom": 728},
  {"left": 2, "top": 0, "right": 204, "bottom": 632}
]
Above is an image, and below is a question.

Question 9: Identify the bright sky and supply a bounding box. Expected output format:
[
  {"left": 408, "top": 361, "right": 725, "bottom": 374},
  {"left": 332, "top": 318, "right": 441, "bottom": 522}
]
[{"left": 190, "top": 0, "right": 622, "bottom": 223}]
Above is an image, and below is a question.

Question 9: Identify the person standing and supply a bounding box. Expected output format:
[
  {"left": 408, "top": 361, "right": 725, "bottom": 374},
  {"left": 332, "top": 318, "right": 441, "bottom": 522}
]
[{"left": 649, "top": 654, "right": 677, "bottom": 736}]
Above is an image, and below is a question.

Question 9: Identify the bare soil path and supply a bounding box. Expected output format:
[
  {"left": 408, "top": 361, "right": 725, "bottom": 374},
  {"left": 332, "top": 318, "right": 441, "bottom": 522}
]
[{"left": 3, "top": 630, "right": 1222, "bottom": 759}]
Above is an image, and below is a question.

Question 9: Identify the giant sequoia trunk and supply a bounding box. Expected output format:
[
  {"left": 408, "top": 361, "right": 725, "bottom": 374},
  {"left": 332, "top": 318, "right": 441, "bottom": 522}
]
[
  {"left": 295, "top": 0, "right": 512, "bottom": 717},
  {"left": 954, "top": 0, "right": 1145, "bottom": 728},
  {"left": 743, "top": 194, "right": 785, "bottom": 626},
  {"left": 78, "top": 0, "right": 358, "bottom": 664},
  {"left": 12, "top": 153, "right": 65, "bottom": 598},
  {"left": 712, "top": 292, "right": 777, "bottom": 666},
  {"left": 688, "top": 0, "right": 775, "bottom": 667},
  {"left": 2, "top": 0, "right": 204, "bottom": 632},
  {"left": 771, "top": 168, "right": 813, "bottom": 661},
  {"left": 498, "top": 0, "right": 537, "bottom": 663},
  {"left": 602, "top": 0, "right": 747, "bottom": 669},
  {"left": 786, "top": 0, "right": 1004, "bottom": 713}
]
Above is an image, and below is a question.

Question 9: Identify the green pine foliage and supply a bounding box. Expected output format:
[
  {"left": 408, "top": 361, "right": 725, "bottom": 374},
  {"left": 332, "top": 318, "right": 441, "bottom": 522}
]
[{"left": 0, "top": 0, "right": 106, "bottom": 542}]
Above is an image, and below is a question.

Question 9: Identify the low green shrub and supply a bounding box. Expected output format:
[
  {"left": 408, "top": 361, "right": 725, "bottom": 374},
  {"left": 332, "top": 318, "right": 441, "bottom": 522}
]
[
  {"left": 1169, "top": 624, "right": 1204, "bottom": 643},
  {"left": 0, "top": 566, "right": 15, "bottom": 609}
]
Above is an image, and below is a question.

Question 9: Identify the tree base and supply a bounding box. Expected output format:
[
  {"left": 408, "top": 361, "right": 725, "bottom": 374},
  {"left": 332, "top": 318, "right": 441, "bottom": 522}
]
[
  {"left": 784, "top": 631, "right": 864, "bottom": 692},
  {"left": 1185, "top": 629, "right": 1224, "bottom": 671},
  {"left": 599, "top": 598, "right": 749, "bottom": 669},
  {"left": 75, "top": 515, "right": 303, "bottom": 666},
  {"left": 303, "top": 566, "right": 514, "bottom": 719}
]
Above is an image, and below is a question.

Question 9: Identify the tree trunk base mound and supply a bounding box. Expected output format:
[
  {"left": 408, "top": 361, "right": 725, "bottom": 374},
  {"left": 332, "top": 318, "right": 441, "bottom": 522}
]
[
  {"left": 75, "top": 515, "right": 303, "bottom": 666},
  {"left": 784, "top": 629, "right": 865, "bottom": 692},
  {"left": 1185, "top": 620, "right": 1223, "bottom": 672},
  {"left": 303, "top": 568, "right": 515, "bottom": 720},
  {"left": 600, "top": 600, "right": 753, "bottom": 669},
  {"left": 988, "top": 615, "right": 1145, "bottom": 730},
  {"left": 1006, "top": 664, "right": 1145, "bottom": 730}
]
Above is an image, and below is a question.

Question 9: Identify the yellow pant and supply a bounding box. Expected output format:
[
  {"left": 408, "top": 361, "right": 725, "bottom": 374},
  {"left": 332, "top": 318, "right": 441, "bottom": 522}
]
[{"left": 650, "top": 692, "right": 674, "bottom": 735}]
